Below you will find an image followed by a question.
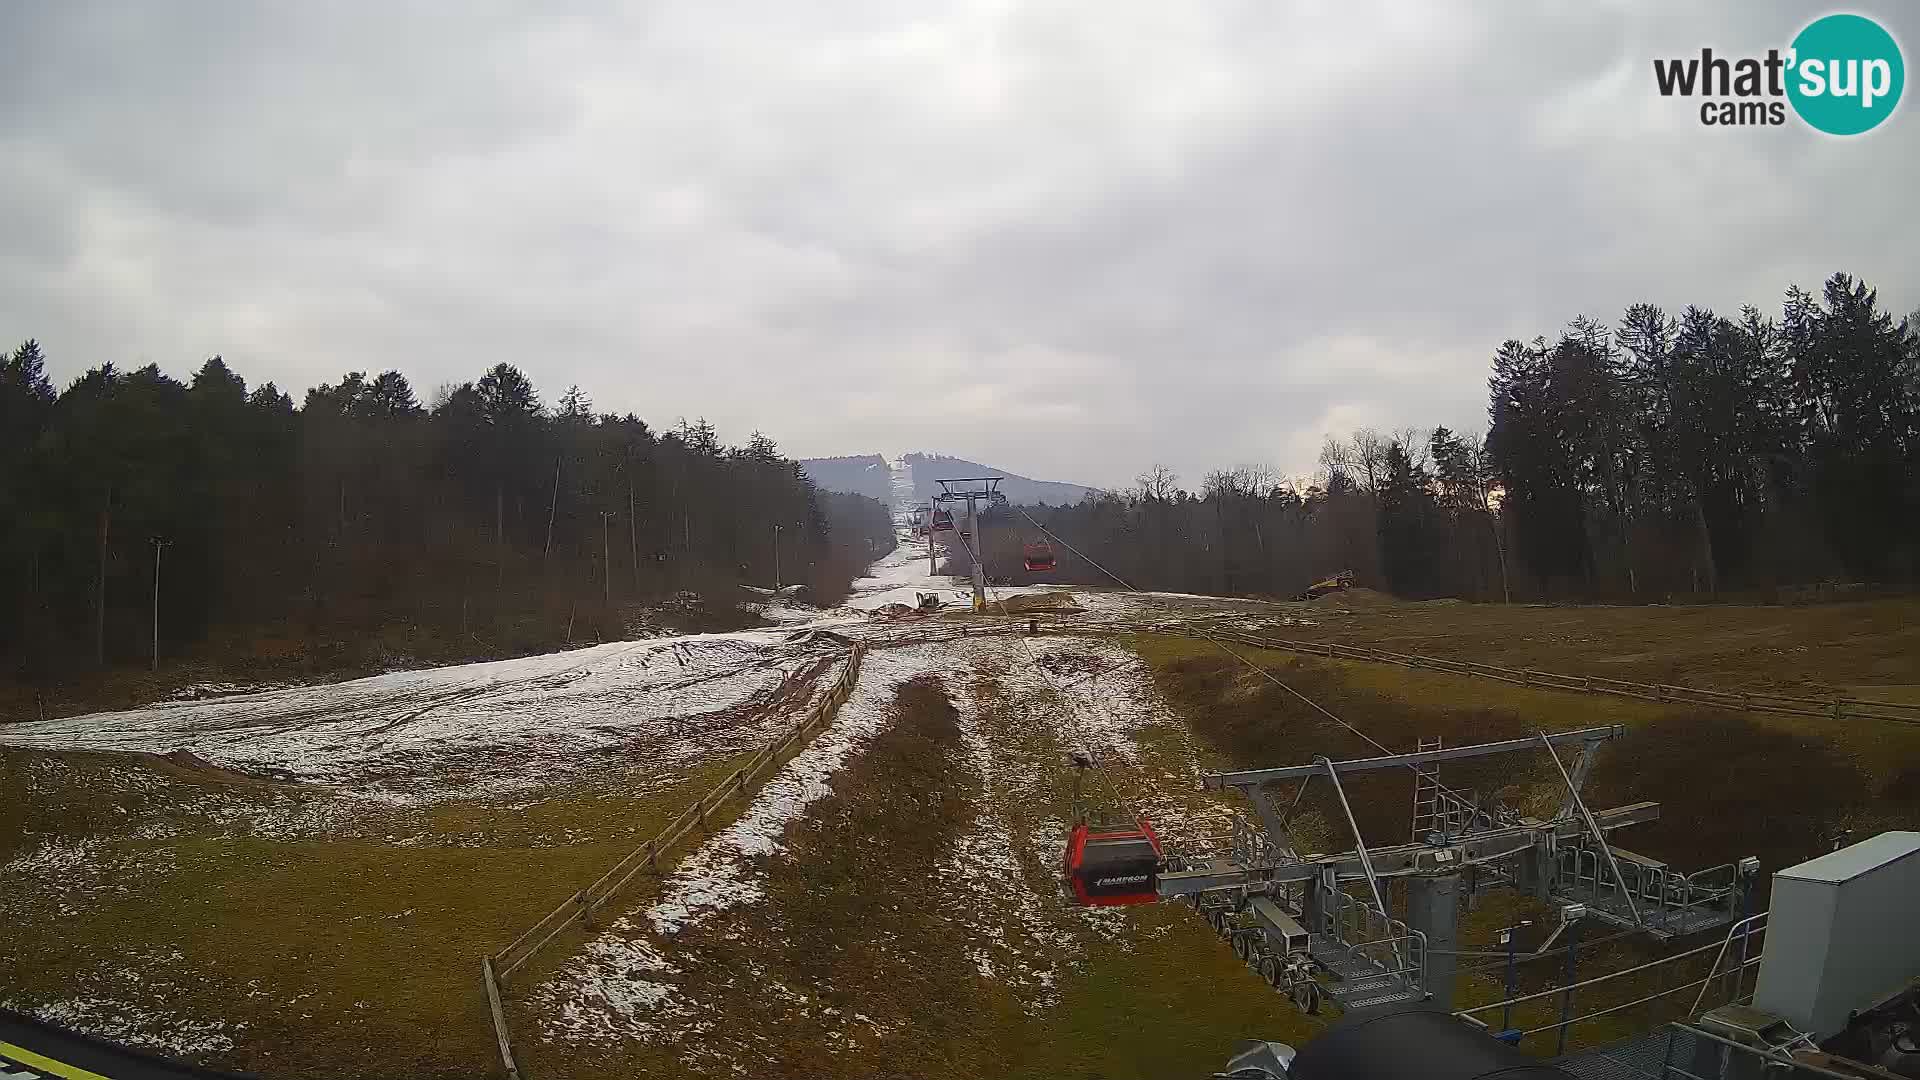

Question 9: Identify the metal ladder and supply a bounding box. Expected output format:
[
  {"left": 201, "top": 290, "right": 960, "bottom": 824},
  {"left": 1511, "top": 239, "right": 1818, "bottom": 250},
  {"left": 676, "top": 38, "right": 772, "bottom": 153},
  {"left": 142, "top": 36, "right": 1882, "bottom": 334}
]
[{"left": 1410, "top": 736, "right": 1443, "bottom": 841}]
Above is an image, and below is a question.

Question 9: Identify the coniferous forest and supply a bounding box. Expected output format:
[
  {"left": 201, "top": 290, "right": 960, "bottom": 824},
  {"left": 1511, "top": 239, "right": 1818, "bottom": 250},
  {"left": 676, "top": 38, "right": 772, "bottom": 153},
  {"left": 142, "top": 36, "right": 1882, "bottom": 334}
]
[
  {"left": 5, "top": 271, "right": 1915, "bottom": 706},
  {"left": 0, "top": 354, "right": 892, "bottom": 705},
  {"left": 979, "top": 273, "right": 1919, "bottom": 603}
]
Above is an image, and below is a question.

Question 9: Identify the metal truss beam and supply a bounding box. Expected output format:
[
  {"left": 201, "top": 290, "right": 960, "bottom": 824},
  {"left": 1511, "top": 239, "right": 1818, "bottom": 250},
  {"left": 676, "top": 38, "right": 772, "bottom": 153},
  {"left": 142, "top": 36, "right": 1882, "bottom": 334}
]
[
  {"left": 1203, "top": 726, "right": 1624, "bottom": 790},
  {"left": 1158, "top": 801, "right": 1659, "bottom": 897}
]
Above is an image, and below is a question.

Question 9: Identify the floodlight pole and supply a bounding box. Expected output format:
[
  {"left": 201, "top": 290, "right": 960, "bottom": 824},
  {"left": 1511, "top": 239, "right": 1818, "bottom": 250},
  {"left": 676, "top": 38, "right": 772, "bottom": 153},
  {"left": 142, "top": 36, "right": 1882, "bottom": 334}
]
[
  {"left": 150, "top": 537, "right": 169, "bottom": 672},
  {"left": 601, "top": 511, "right": 617, "bottom": 608}
]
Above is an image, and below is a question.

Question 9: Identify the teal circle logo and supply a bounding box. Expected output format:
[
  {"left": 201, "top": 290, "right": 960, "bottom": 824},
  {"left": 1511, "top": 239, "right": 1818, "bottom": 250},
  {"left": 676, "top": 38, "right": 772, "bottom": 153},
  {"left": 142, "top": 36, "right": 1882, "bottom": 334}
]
[{"left": 1787, "top": 14, "right": 1904, "bottom": 135}]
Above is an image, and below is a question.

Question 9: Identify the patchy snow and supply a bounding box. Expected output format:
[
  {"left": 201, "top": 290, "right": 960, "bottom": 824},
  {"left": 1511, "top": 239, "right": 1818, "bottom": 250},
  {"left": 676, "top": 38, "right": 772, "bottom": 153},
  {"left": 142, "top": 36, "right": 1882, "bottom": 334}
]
[
  {"left": 162, "top": 680, "right": 303, "bottom": 702},
  {"left": 535, "top": 922, "right": 687, "bottom": 1041},
  {"left": 934, "top": 654, "right": 1075, "bottom": 1005},
  {"left": 647, "top": 644, "right": 939, "bottom": 936},
  {"left": 841, "top": 535, "right": 1083, "bottom": 615},
  {"left": 0, "top": 630, "right": 851, "bottom": 804},
  {"left": 2, "top": 837, "right": 181, "bottom": 920},
  {"left": 839, "top": 456, "right": 958, "bottom": 611},
  {"left": 0, "top": 995, "right": 241, "bottom": 1057},
  {"left": 841, "top": 530, "right": 963, "bottom": 612},
  {"left": 526, "top": 624, "right": 1241, "bottom": 1057},
  {"left": 1018, "top": 634, "right": 1151, "bottom": 766},
  {"left": 1026, "top": 636, "right": 1237, "bottom": 843},
  {"left": 1, "top": 836, "right": 107, "bottom": 878},
  {"left": 749, "top": 599, "right": 855, "bottom": 627},
  {"left": 535, "top": 643, "right": 944, "bottom": 1043}
]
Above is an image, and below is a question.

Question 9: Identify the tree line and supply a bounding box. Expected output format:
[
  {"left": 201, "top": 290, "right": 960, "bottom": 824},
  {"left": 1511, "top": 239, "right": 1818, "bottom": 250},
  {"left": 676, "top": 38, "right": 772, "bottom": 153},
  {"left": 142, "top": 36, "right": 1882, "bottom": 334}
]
[
  {"left": 977, "top": 272, "right": 1918, "bottom": 603},
  {"left": 0, "top": 350, "right": 892, "bottom": 694}
]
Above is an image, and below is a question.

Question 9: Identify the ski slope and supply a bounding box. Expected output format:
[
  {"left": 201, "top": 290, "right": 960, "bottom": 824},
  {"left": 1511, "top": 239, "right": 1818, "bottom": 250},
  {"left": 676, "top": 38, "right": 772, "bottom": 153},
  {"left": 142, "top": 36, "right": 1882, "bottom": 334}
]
[{"left": 0, "top": 631, "right": 849, "bottom": 805}]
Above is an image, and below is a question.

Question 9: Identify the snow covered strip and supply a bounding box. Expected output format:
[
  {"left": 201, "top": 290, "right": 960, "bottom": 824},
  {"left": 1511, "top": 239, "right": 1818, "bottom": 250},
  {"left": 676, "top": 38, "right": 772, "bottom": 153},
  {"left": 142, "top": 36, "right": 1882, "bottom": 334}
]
[{"left": 491, "top": 643, "right": 866, "bottom": 982}]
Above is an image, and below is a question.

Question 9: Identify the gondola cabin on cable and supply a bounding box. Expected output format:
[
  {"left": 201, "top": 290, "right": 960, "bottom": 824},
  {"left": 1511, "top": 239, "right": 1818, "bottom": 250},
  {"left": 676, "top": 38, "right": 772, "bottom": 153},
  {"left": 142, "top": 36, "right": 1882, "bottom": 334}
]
[
  {"left": 1063, "top": 816, "right": 1163, "bottom": 906},
  {"left": 1060, "top": 749, "right": 1163, "bottom": 906},
  {"left": 1022, "top": 541, "right": 1056, "bottom": 572},
  {"left": 931, "top": 508, "right": 956, "bottom": 532}
]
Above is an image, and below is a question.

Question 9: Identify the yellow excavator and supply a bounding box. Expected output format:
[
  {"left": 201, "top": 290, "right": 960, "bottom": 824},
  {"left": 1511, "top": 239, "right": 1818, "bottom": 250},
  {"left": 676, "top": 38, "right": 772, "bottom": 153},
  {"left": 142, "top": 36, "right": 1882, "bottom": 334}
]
[{"left": 1298, "top": 569, "right": 1356, "bottom": 601}]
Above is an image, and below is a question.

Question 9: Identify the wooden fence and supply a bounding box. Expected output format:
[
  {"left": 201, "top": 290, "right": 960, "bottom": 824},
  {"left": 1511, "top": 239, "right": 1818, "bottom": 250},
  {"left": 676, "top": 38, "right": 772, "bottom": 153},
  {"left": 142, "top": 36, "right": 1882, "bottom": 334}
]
[
  {"left": 847, "top": 615, "right": 1920, "bottom": 728},
  {"left": 480, "top": 642, "right": 868, "bottom": 1079},
  {"left": 1094, "top": 621, "right": 1920, "bottom": 728}
]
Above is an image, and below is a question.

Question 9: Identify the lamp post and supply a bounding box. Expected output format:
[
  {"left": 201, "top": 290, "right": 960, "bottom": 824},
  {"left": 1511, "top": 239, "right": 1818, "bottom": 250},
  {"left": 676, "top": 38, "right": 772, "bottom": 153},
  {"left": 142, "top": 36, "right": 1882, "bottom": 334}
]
[{"left": 150, "top": 537, "right": 169, "bottom": 672}]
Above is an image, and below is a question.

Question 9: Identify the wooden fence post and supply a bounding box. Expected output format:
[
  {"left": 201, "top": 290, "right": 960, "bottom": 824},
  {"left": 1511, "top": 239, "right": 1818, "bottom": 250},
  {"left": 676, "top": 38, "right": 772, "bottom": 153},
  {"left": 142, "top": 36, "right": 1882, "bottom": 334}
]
[{"left": 483, "top": 957, "right": 522, "bottom": 1080}]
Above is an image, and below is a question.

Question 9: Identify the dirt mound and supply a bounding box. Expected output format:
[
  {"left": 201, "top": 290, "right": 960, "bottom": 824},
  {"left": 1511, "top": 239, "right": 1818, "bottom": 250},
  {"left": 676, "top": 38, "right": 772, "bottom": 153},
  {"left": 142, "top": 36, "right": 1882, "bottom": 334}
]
[
  {"left": 147, "top": 748, "right": 302, "bottom": 788},
  {"left": 995, "top": 592, "right": 1084, "bottom": 614},
  {"left": 1314, "top": 587, "right": 1398, "bottom": 609}
]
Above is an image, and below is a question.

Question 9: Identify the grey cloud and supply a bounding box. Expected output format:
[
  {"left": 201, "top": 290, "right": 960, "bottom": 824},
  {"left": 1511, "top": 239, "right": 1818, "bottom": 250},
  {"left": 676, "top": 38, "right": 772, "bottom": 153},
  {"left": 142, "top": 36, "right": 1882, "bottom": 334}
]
[{"left": 2, "top": 0, "right": 1914, "bottom": 489}]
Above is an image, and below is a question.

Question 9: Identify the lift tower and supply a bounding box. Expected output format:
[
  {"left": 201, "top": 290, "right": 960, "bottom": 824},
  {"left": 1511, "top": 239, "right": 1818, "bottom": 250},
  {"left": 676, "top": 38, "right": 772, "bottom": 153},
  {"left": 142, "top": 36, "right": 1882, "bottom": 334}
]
[
  {"left": 933, "top": 476, "right": 1001, "bottom": 612},
  {"left": 1160, "top": 727, "right": 1759, "bottom": 1015}
]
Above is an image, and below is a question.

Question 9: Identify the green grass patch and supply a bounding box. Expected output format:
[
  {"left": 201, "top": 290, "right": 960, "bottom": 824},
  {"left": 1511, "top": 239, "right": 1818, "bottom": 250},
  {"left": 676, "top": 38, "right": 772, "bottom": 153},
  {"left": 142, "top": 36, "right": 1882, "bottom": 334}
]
[
  {"left": 0, "top": 748, "right": 761, "bottom": 1078},
  {"left": 999, "top": 903, "right": 1317, "bottom": 1080}
]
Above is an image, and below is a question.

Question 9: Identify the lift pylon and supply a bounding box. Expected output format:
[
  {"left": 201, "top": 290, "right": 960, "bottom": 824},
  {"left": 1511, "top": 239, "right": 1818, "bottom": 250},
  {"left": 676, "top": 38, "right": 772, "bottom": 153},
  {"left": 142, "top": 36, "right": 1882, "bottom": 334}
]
[{"left": 932, "top": 476, "right": 1001, "bottom": 611}]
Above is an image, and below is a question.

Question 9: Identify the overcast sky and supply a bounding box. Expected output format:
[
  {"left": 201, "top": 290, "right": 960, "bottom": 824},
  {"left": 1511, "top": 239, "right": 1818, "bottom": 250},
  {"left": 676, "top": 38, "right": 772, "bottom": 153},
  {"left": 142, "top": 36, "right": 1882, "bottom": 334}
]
[{"left": 3, "top": 2, "right": 1914, "bottom": 489}]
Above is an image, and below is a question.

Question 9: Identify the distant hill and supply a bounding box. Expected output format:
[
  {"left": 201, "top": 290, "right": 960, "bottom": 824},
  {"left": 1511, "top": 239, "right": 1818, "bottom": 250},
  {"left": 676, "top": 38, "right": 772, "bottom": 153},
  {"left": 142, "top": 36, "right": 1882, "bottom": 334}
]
[
  {"left": 904, "top": 453, "right": 1096, "bottom": 506},
  {"left": 796, "top": 455, "right": 892, "bottom": 502},
  {"left": 799, "top": 452, "right": 1098, "bottom": 507}
]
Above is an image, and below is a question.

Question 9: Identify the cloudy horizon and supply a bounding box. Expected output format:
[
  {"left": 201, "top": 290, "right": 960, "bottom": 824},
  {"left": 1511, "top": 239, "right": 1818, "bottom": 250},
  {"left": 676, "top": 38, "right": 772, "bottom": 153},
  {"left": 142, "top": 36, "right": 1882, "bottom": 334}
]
[{"left": 3, "top": 1, "right": 1914, "bottom": 490}]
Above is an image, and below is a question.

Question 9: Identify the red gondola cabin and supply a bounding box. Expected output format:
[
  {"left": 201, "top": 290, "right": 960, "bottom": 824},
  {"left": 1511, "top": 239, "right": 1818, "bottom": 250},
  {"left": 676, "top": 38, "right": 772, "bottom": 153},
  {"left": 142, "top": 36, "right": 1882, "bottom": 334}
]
[
  {"left": 1063, "top": 817, "right": 1163, "bottom": 906},
  {"left": 1022, "top": 541, "right": 1056, "bottom": 572}
]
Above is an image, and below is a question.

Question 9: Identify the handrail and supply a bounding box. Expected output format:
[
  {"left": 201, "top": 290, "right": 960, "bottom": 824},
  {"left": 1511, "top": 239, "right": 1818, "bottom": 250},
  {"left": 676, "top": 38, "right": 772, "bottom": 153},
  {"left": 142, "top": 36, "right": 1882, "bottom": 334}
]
[
  {"left": 1316, "top": 756, "right": 1416, "bottom": 988},
  {"left": 1539, "top": 730, "right": 1643, "bottom": 929},
  {"left": 1671, "top": 1023, "right": 1862, "bottom": 1080},
  {"left": 1690, "top": 911, "right": 1770, "bottom": 1015},
  {"left": 1455, "top": 934, "right": 1734, "bottom": 1017},
  {"left": 1513, "top": 960, "right": 1761, "bottom": 1037}
]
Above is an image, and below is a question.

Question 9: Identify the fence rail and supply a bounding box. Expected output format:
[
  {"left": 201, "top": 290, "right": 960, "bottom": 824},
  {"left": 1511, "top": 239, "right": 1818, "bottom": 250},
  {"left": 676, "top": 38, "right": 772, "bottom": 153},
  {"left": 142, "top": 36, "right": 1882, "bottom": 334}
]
[
  {"left": 847, "top": 615, "right": 1920, "bottom": 729},
  {"left": 480, "top": 642, "right": 867, "bottom": 1078},
  {"left": 1075, "top": 621, "right": 1920, "bottom": 729}
]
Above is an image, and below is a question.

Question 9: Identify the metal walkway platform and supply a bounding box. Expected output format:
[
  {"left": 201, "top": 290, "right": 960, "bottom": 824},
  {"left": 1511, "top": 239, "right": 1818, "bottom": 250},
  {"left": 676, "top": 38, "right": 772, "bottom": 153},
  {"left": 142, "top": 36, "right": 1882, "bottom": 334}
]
[
  {"left": 1551, "top": 843, "right": 1749, "bottom": 941},
  {"left": 1553, "top": 889, "right": 1742, "bottom": 939},
  {"left": 1308, "top": 933, "right": 1424, "bottom": 1010},
  {"left": 1554, "top": 1024, "right": 1703, "bottom": 1080}
]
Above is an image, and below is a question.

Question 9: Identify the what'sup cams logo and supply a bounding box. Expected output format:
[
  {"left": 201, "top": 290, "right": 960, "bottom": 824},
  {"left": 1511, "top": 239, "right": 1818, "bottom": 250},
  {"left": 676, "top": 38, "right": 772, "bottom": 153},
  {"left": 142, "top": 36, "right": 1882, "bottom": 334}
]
[{"left": 1654, "top": 13, "right": 1904, "bottom": 134}]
